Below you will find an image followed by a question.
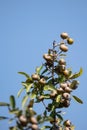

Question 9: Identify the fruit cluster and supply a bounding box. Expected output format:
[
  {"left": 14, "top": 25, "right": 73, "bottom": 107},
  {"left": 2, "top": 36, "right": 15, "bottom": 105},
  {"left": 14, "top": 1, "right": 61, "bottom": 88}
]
[{"left": 0, "top": 32, "right": 83, "bottom": 130}]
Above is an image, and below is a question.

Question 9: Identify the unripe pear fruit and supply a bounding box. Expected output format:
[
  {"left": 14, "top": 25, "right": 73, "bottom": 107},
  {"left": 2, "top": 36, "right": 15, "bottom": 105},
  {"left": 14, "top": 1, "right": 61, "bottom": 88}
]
[
  {"left": 60, "top": 44, "right": 68, "bottom": 52},
  {"left": 62, "top": 99, "right": 70, "bottom": 107},
  {"left": 60, "top": 32, "right": 68, "bottom": 39},
  {"left": 50, "top": 90, "right": 57, "bottom": 98},
  {"left": 60, "top": 83, "right": 67, "bottom": 89},
  {"left": 31, "top": 124, "right": 38, "bottom": 130},
  {"left": 19, "top": 115, "right": 28, "bottom": 126},
  {"left": 59, "top": 58, "right": 66, "bottom": 65},
  {"left": 32, "top": 74, "right": 40, "bottom": 80},
  {"left": 64, "top": 127, "right": 71, "bottom": 130},
  {"left": 62, "top": 93, "right": 70, "bottom": 100},
  {"left": 39, "top": 78, "right": 46, "bottom": 85},
  {"left": 57, "top": 87, "right": 64, "bottom": 94},
  {"left": 64, "top": 120, "right": 71, "bottom": 127},
  {"left": 63, "top": 69, "right": 69, "bottom": 76},
  {"left": 59, "top": 65, "right": 66, "bottom": 72},
  {"left": 67, "top": 37, "right": 74, "bottom": 45},
  {"left": 30, "top": 117, "right": 37, "bottom": 124},
  {"left": 43, "top": 54, "right": 52, "bottom": 61},
  {"left": 64, "top": 87, "right": 72, "bottom": 93}
]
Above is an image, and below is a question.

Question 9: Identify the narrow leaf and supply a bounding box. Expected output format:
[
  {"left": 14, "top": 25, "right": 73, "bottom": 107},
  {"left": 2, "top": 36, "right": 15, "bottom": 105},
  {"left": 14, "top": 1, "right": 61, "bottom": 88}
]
[
  {"left": 30, "top": 92, "right": 36, "bottom": 99},
  {"left": 44, "top": 84, "right": 56, "bottom": 91},
  {"left": 56, "top": 95, "right": 61, "bottom": 103},
  {"left": 17, "top": 87, "right": 24, "bottom": 97},
  {"left": 9, "top": 109, "right": 20, "bottom": 115},
  {"left": 22, "top": 95, "right": 29, "bottom": 107},
  {"left": 0, "top": 102, "right": 9, "bottom": 107},
  {"left": 26, "top": 83, "right": 33, "bottom": 93},
  {"left": 69, "top": 67, "right": 83, "bottom": 79},
  {"left": 72, "top": 95, "right": 83, "bottom": 104},
  {"left": 10, "top": 95, "right": 16, "bottom": 109},
  {"left": 36, "top": 65, "right": 43, "bottom": 74},
  {"left": 18, "top": 72, "right": 30, "bottom": 78},
  {"left": 0, "top": 116, "right": 8, "bottom": 120}
]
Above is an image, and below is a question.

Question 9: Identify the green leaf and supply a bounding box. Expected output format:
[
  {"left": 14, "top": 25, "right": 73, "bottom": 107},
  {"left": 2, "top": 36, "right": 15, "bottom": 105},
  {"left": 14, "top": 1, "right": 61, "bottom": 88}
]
[
  {"left": 22, "top": 95, "right": 29, "bottom": 107},
  {"left": 0, "top": 116, "right": 8, "bottom": 120},
  {"left": 69, "top": 67, "right": 83, "bottom": 79},
  {"left": 26, "top": 83, "right": 33, "bottom": 93},
  {"left": 9, "top": 126, "right": 18, "bottom": 130},
  {"left": 44, "top": 84, "right": 56, "bottom": 91},
  {"left": 0, "top": 102, "right": 9, "bottom": 107},
  {"left": 56, "top": 114, "right": 63, "bottom": 122},
  {"left": 72, "top": 95, "right": 83, "bottom": 104},
  {"left": 17, "top": 87, "right": 24, "bottom": 97},
  {"left": 10, "top": 95, "right": 16, "bottom": 109},
  {"left": 36, "top": 65, "right": 43, "bottom": 74},
  {"left": 18, "top": 72, "right": 30, "bottom": 78},
  {"left": 71, "top": 125, "right": 75, "bottom": 130},
  {"left": 9, "top": 109, "right": 20, "bottom": 115},
  {"left": 56, "top": 95, "right": 61, "bottom": 103},
  {"left": 30, "top": 92, "right": 36, "bottom": 99}
]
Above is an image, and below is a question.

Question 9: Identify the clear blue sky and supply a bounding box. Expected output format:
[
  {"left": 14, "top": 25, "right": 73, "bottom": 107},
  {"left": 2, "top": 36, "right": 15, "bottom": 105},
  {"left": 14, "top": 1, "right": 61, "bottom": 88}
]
[{"left": 0, "top": 0, "right": 87, "bottom": 129}]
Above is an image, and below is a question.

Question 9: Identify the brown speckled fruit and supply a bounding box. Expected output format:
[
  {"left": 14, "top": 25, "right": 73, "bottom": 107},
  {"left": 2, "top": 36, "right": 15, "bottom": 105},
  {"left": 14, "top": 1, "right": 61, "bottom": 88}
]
[
  {"left": 59, "top": 58, "right": 66, "bottom": 65},
  {"left": 65, "top": 87, "right": 72, "bottom": 93},
  {"left": 60, "top": 32, "right": 68, "bottom": 39},
  {"left": 62, "top": 93, "right": 70, "bottom": 100},
  {"left": 39, "top": 78, "right": 46, "bottom": 85},
  {"left": 32, "top": 74, "right": 40, "bottom": 80},
  {"left": 31, "top": 124, "right": 38, "bottom": 130},
  {"left": 63, "top": 69, "right": 69, "bottom": 76},
  {"left": 60, "top": 44, "right": 68, "bottom": 52},
  {"left": 19, "top": 115, "right": 28, "bottom": 126},
  {"left": 30, "top": 117, "right": 37, "bottom": 124},
  {"left": 67, "top": 37, "right": 74, "bottom": 45},
  {"left": 50, "top": 90, "right": 57, "bottom": 98},
  {"left": 64, "top": 127, "right": 71, "bottom": 130},
  {"left": 60, "top": 83, "right": 67, "bottom": 89},
  {"left": 43, "top": 54, "right": 52, "bottom": 61},
  {"left": 63, "top": 99, "right": 70, "bottom": 107},
  {"left": 64, "top": 120, "right": 71, "bottom": 127}
]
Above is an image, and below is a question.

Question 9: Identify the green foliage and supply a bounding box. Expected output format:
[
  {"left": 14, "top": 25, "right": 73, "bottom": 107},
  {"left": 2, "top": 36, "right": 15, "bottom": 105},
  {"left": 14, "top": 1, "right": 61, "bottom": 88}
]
[
  {"left": 72, "top": 95, "right": 83, "bottom": 104},
  {"left": 10, "top": 95, "right": 16, "bottom": 109}
]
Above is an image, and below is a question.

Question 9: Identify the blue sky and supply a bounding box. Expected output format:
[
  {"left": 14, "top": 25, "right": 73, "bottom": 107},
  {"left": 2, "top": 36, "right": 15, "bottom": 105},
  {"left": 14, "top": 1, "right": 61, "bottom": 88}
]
[{"left": 0, "top": 0, "right": 87, "bottom": 129}]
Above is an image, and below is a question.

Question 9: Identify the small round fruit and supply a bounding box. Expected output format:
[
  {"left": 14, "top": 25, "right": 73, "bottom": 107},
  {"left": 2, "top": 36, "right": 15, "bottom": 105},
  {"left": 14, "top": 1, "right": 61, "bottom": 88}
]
[
  {"left": 62, "top": 93, "right": 70, "bottom": 100},
  {"left": 63, "top": 100, "right": 70, "bottom": 107},
  {"left": 43, "top": 54, "right": 52, "bottom": 61},
  {"left": 50, "top": 90, "right": 57, "bottom": 98},
  {"left": 32, "top": 74, "right": 40, "bottom": 80},
  {"left": 60, "top": 83, "right": 67, "bottom": 89},
  {"left": 59, "top": 65, "right": 66, "bottom": 72},
  {"left": 31, "top": 124, "right": 38, "bottom": 130},
  {"left": 19, "top": 115, "right": 28, "bottom": 126},
  {"left": 63, "top": 69, "right": 69, "bottom": 76},
  {"left": 64, "top": 120, "right": 71, "bottom": 127},
  {"left": 67, "top": 37, "right": 74, "bottom": 45},
  {"left": 59, "top": 58, "right": 66, "bottom": 65},
  {"left": 30, "top": 117, "right": 37, "bottom": 124},
  {"left": 65, "top": 87, "right": 72, "bottom": 93},
  {"left": 39, "top": 78, "right": 46, "bottom": 85},
  {"left": 64, "top": 127, "right": 71, "bottom": 130},
  {"left": 60, "top": 32, "right": 68, "bottom": 39},
  {"left": 60, "top": 44, "right": 68, "bottom": 52},
  {"left": 57, "top": 87, "right": 64, "bottom": 94}
]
